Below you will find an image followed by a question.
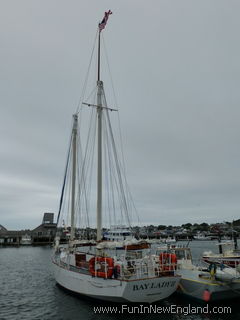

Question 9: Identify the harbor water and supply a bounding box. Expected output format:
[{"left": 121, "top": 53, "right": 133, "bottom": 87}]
[{"left": 0, "top": 241, "right": 239, "bottom": 320}]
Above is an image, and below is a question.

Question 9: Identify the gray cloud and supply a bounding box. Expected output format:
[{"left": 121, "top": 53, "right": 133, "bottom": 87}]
[{"left": 0, "top": 0, "right": 240, "bottom": 229}]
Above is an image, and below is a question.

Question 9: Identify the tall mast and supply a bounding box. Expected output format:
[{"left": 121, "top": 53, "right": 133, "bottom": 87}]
[
  {"left": 96, "top": 29, "right": 103, "bottom": 241},
  {"left": 96, "top": 10, "right": 112, "bottom": 241},
  {"left": 97, "top": 30, "right": 101, "bottom": 82},
  {"left": 70, "top": 114, "right": 78, "bottom": 241}
]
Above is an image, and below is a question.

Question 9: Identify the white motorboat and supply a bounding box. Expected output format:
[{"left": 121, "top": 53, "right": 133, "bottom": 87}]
[
  {"left": 20, "top": 234, "right": 32, "bottom": 245},
  {"left": 194, "top": 232, "right": 212, "bottom": 241},
  {"left": 165, "top": 237, "right": 177, "bottom": 244},
  {"left": 203, "top": 241, "right": 240, "bottom": 268},
  {"left": 103, "top": 225, "right": 133, "bottom": 241},
  {"left": 160, "top": 246, "right": 240, "bottom": 302}
]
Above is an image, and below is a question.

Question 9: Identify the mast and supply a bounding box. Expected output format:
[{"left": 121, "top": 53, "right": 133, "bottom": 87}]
[
  {"left": 70, "top": 114, "right": 78, "bottom": 241},
  {"left": 96, "top": 29, "right": 103, "bottom": 241},
  {"left": 95, "top": 10, "right": 112, "bottom": 241},
  {"left": 98, "top": 30, "right": 101, "bottom": 83}
]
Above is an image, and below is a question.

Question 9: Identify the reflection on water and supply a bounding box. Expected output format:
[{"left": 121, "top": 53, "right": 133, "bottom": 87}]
[{"left": 0, "top": 241, "right": 239, "bottom": 320}]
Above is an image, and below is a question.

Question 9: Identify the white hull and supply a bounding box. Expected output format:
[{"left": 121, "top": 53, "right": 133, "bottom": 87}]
[
  {"left": 20, "top": 239, "right": 32, "bottom": 245},
  {"left": 53, "top": 261, "right": 180, "bottom": 303},
  {"left": 194, "top": 233, "right": 212, "bottom": 241},
  {"left": 20, "top": 241, "right": 32, "bottom": 245},
  {"left": 20, "top": 235, "right": 32, "bottom": 245}
]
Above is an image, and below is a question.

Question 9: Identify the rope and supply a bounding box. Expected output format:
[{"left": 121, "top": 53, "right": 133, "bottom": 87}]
[
  {"left": 75, "top": 29, "right": 98, "bottom": 115},
  {"left": 56, "top": 128, "right": 72, "bottom": 225},
  {"left": 102, "top": 35, "right": 140, "bottom": 227},
  {"left": 57, "top": 28, "right": 140, "bottom": 234},
  {"left": 104, "top": 106, "right": 132, "bottom": 229}
]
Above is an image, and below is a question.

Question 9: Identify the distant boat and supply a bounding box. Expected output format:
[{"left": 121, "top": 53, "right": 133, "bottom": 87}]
[
  {"left": 194, "top": 233, "right": 212, "bottom": 241},
  {"left": 203, "top": 241, "right": 240, "bottom": 268},
  {"left": 165, "top": 237, "right": 176, "bottom": 244},
  {"left": 103, "top": 225, "right": 133, "bottom": 241},
  {"left": 52, "top": 11, "right": 180, "bottom": 303},
  {"left": 20, "top": 234, "right": 32, "bottom": 245}
]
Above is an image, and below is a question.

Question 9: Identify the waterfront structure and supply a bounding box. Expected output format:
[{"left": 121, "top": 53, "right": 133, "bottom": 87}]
[
  {"left": 31, "top": 212, "right": 57, "bottom": 245},
  {"left": 20, "top": 234, "right": 32, "bottom": 245},
  {"left": 0, "top": 228, "right": 31, "bottom": 246},
  {"left": 0, "top": 213, "right": 57, "bottom": 246}
]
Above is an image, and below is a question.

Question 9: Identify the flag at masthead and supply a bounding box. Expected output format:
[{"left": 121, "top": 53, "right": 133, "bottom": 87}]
[
  {"left": 99, "top": 10, "right": 112, "bottom": 32},
  {"left": 98, "top": 10, "right": 112, "bottom": 81}
]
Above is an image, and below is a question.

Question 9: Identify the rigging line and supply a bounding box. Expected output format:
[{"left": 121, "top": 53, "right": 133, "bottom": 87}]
[
  {"left": 85, "top": 110, "right": 97, "bottom": 228},
  {"left": 102, "top": 90, "right": 131, "bottom": 224},
  {"left": 78, "top": 106, "right": 97, "bottom": 227},
  {"left": 60, "top": 159, "right": 71, "bottom": 228},
  {"left": 84, "top": 123, "right": 93, "bottom": 221},
  {"left": 59, "top": 176, "right": 67, "bottom": 228},
  {"left": 76, "top": 121, "right": 87, "bottom": 229},
  {"left": 76, "top": 134, "right": 88, "bottom": 229},
  {"left": 78, "top": 114, "right": 92, "bottom": 224},
  {"left": 76, "top": 124, "right": 85, "bottom": 228},
  {"left": 115, "top": 105, "right": 140, "bottom": 223},
  {"left": 102, "top": 37, "right": 140, "bottom": 225},
  {"left": 103, "top": 38, "right": 133, "bottom": 226},
  {"left": 105, "top": 114, "right": 125, "bottom": 224},
  {"left": 81, "top": 86, "right": 98, "bottom": 107},
  {"left": 102, "top": 36, "right": 123, "bottom": 172},
  {"left": 102, "top": 89, "right": 140, "bottom": 225},
  {"left": 104, "top": 106, "right": 132, "bottom": 229},
  {"left": 104, "top": 112, "right": 117, "bottom": 225},
  {"left": 56, "top": 119, "right": 75, "bottom": 226},
  {"left": 103, "top": 116, "right": 110, "bottom": 227},
  {"left": 83, "top": 103, "right": 97, "bottom": 209},
  {"left": 75, "top": 29, "right": 98, "bottom": 115},
  {"left": 113, "top": 149, "right": 132, "bottom": 219},
  {"left": 104, "top": 112, "right": 125, "bottom": 224},
  {"left": 103, "top": 111, "right": 120, "bottom": 227},
  {"left": 102, "top": 35, "right": 118, "bottom": 110},
  {"left": 103, "top": 115, "right": 112, "bottom": 228},
  {"left": 80, "top": 105, "right": 95, "bottom": 185},
  {"left": 63, "top": 153, "right": 72, "bottom": 226},
  {"left": 86, "top": 112, "right": 97, "bottom": 228},
  {"left": 114, "top": 105, "right": 141, "bottom": 224},
  {"left": 75, "top": 148, "right": 81, "bottom": 229},
  {"left": 120, "top": 160, "right": 140, "bottom": 225},
  {"left": 102, "top": 101, "right": 123, "bottom": 224},
  {"left": 66, "top": 149, "right": 73, "bottom": 227}
]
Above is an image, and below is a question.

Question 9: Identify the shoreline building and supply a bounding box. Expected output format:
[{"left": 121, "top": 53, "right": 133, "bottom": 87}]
[{"left": 0, "top": 213, "right": 57, "bottom": 246}]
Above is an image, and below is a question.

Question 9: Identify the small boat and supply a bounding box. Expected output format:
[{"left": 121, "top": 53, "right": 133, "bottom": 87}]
[
  {"left": 203, "top": 241, "right": 240, "bottom": 268},
  {"left": 165, "top": 237, "right": 177, "bottom": 244},
  {"left": 103, "top": 225, "right": 133, "bottom": 241},
  {"left": 161, "top": 246, "right": 240, "bottom": 302},
  {"left": 20, "top": 234, "right": 32, "bottom": 245},
  {"left": 194, "top": 232, "right": 212, "bottom": 241},
  {"left": 52, "top": 11, "right": 180, "bottom": 303}
]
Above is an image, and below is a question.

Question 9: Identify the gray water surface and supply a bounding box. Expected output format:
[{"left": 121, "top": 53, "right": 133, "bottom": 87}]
[{"left": 0, "top": 242, "right": 239, "bottom": 320}]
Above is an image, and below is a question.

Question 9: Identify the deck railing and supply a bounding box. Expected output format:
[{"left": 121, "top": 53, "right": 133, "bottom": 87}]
[{"left": 55, "top": 252, "right": 178, "bottom": 280}]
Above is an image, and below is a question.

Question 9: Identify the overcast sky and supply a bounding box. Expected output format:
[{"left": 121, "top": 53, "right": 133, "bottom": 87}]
[{"left": 1, "top": 0, "right": 240, "bottom": 230}]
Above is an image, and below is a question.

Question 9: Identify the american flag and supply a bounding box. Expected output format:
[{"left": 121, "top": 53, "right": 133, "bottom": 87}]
[{"left": 99, "top": 10, "right": 112, "bottom": 32}]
